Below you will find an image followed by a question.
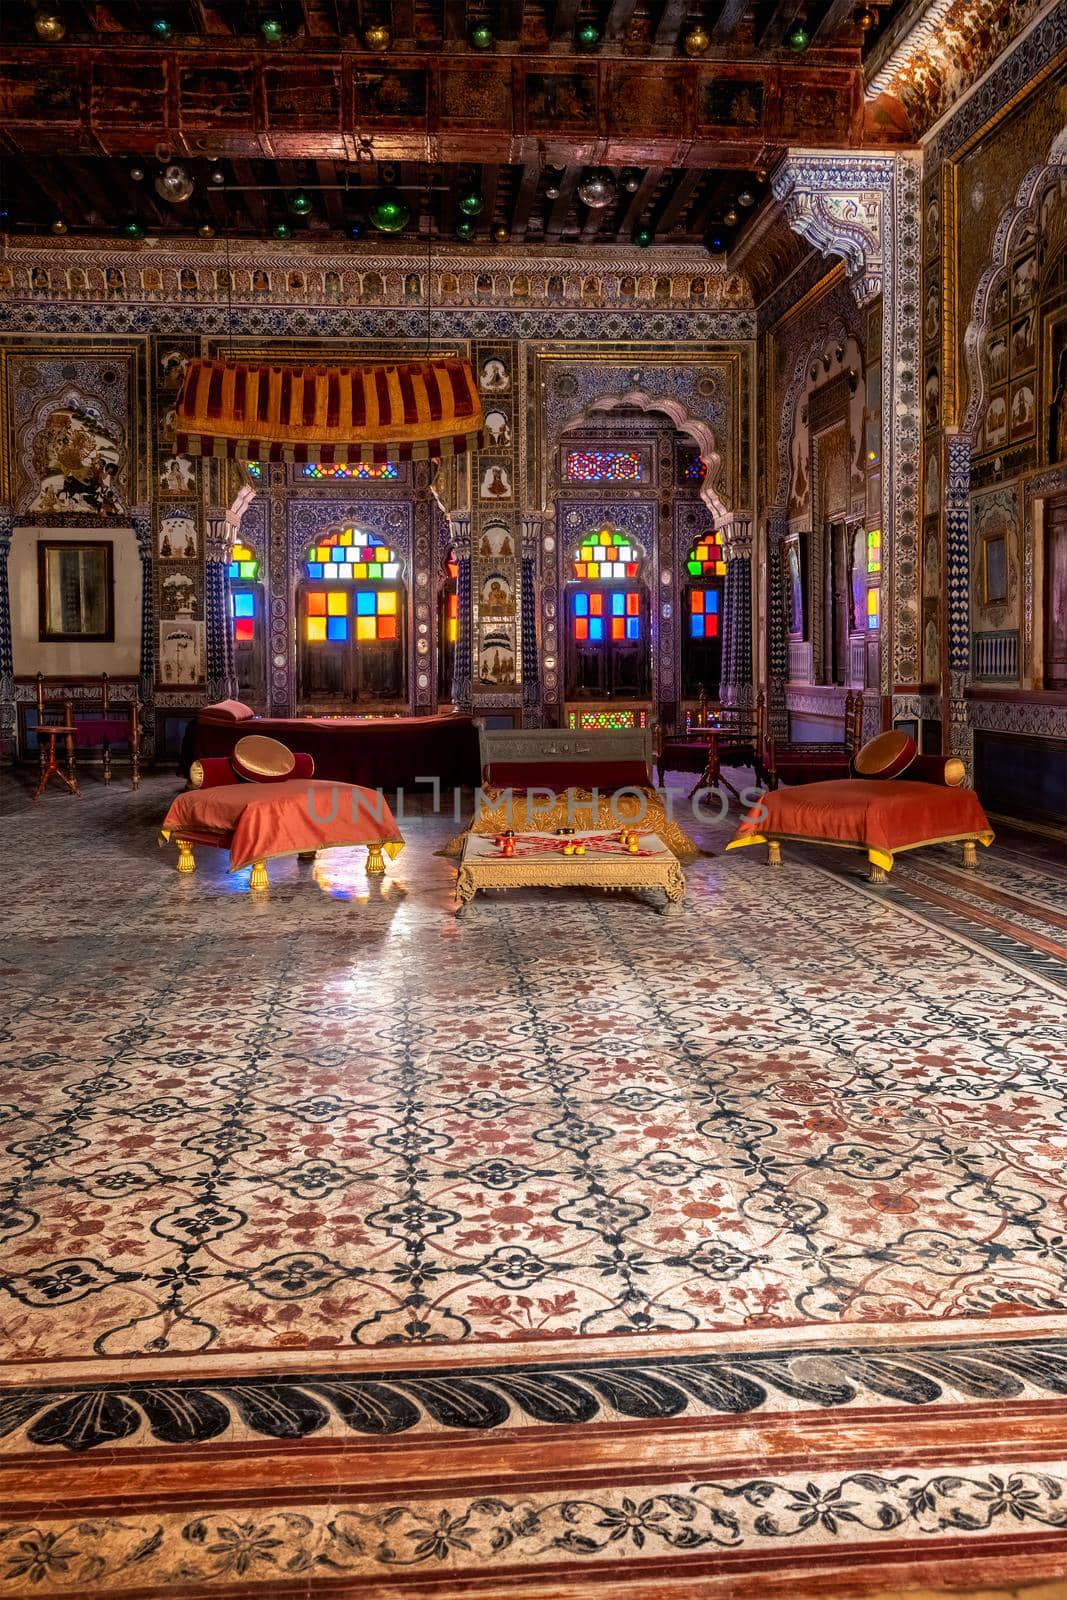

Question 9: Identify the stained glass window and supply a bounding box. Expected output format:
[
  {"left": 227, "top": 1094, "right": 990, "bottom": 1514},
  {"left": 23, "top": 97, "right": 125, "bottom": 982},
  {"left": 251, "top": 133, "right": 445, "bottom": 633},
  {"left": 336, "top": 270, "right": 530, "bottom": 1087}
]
[
  {"left": 445, "top": 555, "right": 459, "bottom": 643},
  {"left": 686, "top": 535, "right": 726, "bottom": 578},
  {"left": 689, "top": 588, "right": 720, "bottom": 639},
  {"left": 567, "top": 708, "right": 647, "bottom": 730},
  {"left": 565, "top": 450, "right": 644, "bottom": 482},
  {"left": 229, "top": 589, "right": 256, "bottom": 642},
  {"left": 681, "top": 452, "right": 706, "bottom": 482},
  {"left": 304, "top": 528, "right": 402, "bottom": 582},
  {"left": 246, "top": 461, "right": 262, "bottom": 481},
  {"left": 573, "top": 528, "right": 642, "bottom": 581},
  {"left": 228, "top": 543, "right": 259, "bottom": 580},
  {"left": 867, "top": 528, "right": 882, "bottom": 574},
  {"left": 304, "top": 588, "right": 400, "bottom": 643},
  {"left": 867, "top": 588, "right": 880, "bottom": 630},
  {"left": 301, "top": 461, "right": 398, "bottom": 480},
  {"left": 573, "top": 589, "right": 641, "bottom": 643}
]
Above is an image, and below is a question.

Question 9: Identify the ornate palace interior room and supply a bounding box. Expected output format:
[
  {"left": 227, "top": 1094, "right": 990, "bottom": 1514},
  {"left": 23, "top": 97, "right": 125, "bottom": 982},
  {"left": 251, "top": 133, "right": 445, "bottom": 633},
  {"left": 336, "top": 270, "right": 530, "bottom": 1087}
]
[{"left": 1, "top": 2, "right": 1066, "bottom": 1597}]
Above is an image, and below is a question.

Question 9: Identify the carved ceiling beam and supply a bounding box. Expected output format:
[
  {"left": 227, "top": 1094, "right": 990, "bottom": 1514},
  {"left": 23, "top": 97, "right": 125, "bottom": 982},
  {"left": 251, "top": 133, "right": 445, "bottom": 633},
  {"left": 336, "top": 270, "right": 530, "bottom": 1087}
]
[
  {"left": 654, "top": 0, "right": 690, "bottom": 47},
  {"left": 509, "top": 158, "right": 543, "bottom": 239},
  {"left": 760, "top": 0, "right": 806, "bottom": 49},
  {"left": 545, "top": 163, "right": 581, "bottom": 238},
  {"left": 390, "top": 0, "right": 416, "bottom": 39},
  {"left": 813, "top": 0, "right": 861, "bottom": 44},
  {"left": 479, "top": 164, "right": 503, "bottom": 236},
  {"left": 232, "top": 160, "right": 270, "bottom": 227},
  {"left": 552, "top": 0, "right": 582, "bottom": 40},
  {"left": 653, "top": 167, "right": 704, "bottom": 236},
  {"left": 499, "top": 0, "right": 527, "bottom": 39},
  {"left": 711, "top": 0, "right": 748, "bottom": 44},
  {"left": 443, "top": 0, "right": 467, "bottom": 41},
  {"left": 603, "top": 0, "right": 639, "bottom": 41},
  {"left": 614, "top": 165, "right": 662, "bottom": 241},
  {"left": 188, "top": 2, "right": 235, "bottom": 32}
]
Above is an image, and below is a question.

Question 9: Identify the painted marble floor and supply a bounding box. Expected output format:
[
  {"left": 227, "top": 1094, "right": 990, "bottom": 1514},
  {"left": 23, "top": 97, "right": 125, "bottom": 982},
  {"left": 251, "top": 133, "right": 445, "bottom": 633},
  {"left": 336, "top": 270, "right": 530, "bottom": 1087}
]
[{"left": 1, "top": 771, "right": 1067, "bottom": 1598}]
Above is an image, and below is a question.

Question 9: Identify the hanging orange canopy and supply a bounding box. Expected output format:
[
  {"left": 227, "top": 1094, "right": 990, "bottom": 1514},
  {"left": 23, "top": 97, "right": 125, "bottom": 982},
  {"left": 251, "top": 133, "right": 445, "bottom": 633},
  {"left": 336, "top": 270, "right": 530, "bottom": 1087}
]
[{"left": 175, "top": 357, "right": 483, "bottom": 463}]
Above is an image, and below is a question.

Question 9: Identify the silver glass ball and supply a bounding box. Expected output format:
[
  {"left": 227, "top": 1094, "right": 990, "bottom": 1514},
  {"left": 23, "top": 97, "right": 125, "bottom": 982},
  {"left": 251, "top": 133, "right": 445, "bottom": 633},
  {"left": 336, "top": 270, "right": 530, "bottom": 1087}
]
[
  {"left": 577, "top": 169, "right": 616, "bottom": 208},
  {"left": 130, "top": 166, "right": 145, "bottom": 182},
  {"left": 155, "top": 163, "right": 194, "bottom": 202}
]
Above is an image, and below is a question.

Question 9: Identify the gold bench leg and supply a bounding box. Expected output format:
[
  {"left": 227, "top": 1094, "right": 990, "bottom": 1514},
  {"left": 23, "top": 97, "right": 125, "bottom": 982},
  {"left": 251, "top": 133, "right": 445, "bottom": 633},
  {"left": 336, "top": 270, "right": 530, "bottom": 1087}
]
[
  {"left": 767, "top": 840, "right": 781, "bottom": 867},
  {"left": 249, "top": 859, "right": 269, "bottom": 892},
  {"left": 175, "top": 838, "right": 196, "bottom": 874},
  {"left": 962, "top": 840, "right": 977, "bottom": 869},
  {"left": 366, "top": 842, "right": 386, "bottom": 876}
]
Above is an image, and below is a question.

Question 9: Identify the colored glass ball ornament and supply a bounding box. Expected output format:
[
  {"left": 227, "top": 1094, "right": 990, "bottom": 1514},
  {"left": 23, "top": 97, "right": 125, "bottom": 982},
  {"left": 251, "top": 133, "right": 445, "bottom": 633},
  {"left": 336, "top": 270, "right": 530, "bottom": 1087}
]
[
  {"left": 259, "top": 16, "right": 284, "bottom": 42},
  {"left": 150, "top": 17, "right": 173, "bottom": 39},
  {"left": 737, "top": 188, "right": 755, "bottom": 207},
  {"left": 363, "top": 22, "right": 390, "bottom": 50},
  {"left": 349, "top": 220, "right": 364, "bottom": 239},
  {"left": 123, "top": 220, "right": 145, "bottom": 238},
  {"left": 723, "top": 206, "right": 739, "bottom": 225},
  {"left": 545, "top": 181, "right": 561, "bottom": 200},
  {"left": 130, "top": 166, "right": 145, "bottom": 182},
  {"left": 709, "top": 234, "right": 724, "bottom": 252},
  {"left": 198, "top": 223, "right": 215, "bottom": 236},
  {"left": 289, "top": 191, "right": 312, "bottom": 215},
  {"left": 858, "top": 6, "right": 877, "bottom": 26},
  {"left": 682, "top": 24, "right": 710, "bottom": 55},
  {"left": 34, "top": 11, "right": 66, "bottom": 41},
  {"left": 634, "top": 226, "right": 653, "bottom": 248},
  {"left": 623, "top": 171, "right": 640, "bottom": 193},
  {"left": 575, "top": 21, "right": 599, "bottom": 49},
  {"left": 787, "top": 23, "right": 810, "bottom": 50},
  {"left": 470, "top": 22, "right": 493, "bottom": 48},
  {"left": 210, "top": 168, "right": 226, "bottom": 186},
  {"left": 755, "top": 166, "right": 768, "bottom": 182},
  {"left": 272, "top": 219, "right": 292, "bottom": 238},
  {"left": 455, "top": 218, "right": 475, "bottom": 240},
  {"left": 369, "top": 192, "right": 410, "bottom": 233},
  {"left": 458, "top": 190, "right": 484, "bottom": 218},
  {"left": 155, "top": 163, "right": 194, "bottom": 202},
  {"left": 492, "top": 224, "right": 509, "bottom": 242},
  {"left": 51, "top": 219, "right": 67, "bottom": 234},
  {"left": 578, "top": 169, "right": 616, "bottom": 208}
]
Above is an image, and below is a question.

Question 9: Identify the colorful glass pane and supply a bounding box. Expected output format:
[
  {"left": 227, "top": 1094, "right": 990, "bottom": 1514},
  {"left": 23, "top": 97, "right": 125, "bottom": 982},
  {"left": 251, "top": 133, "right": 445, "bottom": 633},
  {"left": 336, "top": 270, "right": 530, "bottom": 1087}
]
[
  {"left": 867, "top": 529, "right": 882, "bottom": 574},
  {"left": 567, "top": 708, "right": 647, "bottom": 730},
  {"left": 246, "top": 461, "right": 262, "bottom": 480},
  {"left": 572, "top": 527, "right": 643, "bottom": 581},
  {"left": 306, "top": 616, "right": 326, "bottom": 642},
  {"left": 564, "top": 450, "right": 644, "bottom": 482},
  {"left": 306, "top": 593, "right": 327, "bottom": 616},
  {"left": 228, "top": 543, "right": 259, "bottom": 581},
  {"left": 234, "top": 617, "right": 254, "bottom": 642},
  {"left": 301, "top": 462, "right": 398, "bottom": 480},
  {"left": 572, "top": 589, "right": 641, "bottom": 642},
  {"left": 867, "top": 588, "right": 880, "bottom": 629},
  {"left": 304, "top": 528, "right": 402, "bottom": 580},
  {"left": 232, "top": 592, "right": 255, "bottom": 619},
  {"left": 681, "top": 451, "right": 705, "bottom": 482},
  {"left": 687, "top": 536, "right": 726, "bottom": 578},
  {"left": 327, "top": 616, "right": 348, "bottom": 641}
]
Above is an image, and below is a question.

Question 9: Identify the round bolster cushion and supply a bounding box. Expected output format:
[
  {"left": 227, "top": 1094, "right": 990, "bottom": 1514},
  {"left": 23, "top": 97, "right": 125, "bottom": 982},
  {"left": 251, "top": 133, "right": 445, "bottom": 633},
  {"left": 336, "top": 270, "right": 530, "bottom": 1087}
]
[
  {"left": 851, "top": 729, "right": 917, "bottom": 780},
  {"left": 898, "top": 754, "right": 966, "bottom": 787},
  {"left": 189, "top": 756, "right": 242, "bottom": 790},
  {"left": 231, "top": 748, "right": 315, "bottom": 784}
]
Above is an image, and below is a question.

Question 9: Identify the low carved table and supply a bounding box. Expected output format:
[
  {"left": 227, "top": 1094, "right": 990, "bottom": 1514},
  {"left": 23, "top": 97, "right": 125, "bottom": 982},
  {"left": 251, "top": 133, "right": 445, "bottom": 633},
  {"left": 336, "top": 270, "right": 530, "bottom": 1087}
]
[{"left": 455, "top": 830, "right": 685, "bottom": 912}]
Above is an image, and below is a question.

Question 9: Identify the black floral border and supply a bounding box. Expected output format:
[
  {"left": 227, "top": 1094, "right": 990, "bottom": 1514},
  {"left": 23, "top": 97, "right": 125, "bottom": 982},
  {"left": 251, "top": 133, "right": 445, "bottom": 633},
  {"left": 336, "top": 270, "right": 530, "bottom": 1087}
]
[{"left": 5, "top": 1334, "right": 1067, "bottom": 1453}]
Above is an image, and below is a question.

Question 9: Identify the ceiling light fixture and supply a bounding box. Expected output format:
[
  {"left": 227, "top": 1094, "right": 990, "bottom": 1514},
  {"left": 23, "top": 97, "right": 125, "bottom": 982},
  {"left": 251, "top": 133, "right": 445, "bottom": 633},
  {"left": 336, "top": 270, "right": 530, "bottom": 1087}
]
[
  {"left": 578, "top": 169, "right": 616, "bottom": 208},
  {"left": 155, "top": 163, "right": 195, "bottom": 202},
  {"left": 33, "top": 11, "right": 66, "bottom": 41}
]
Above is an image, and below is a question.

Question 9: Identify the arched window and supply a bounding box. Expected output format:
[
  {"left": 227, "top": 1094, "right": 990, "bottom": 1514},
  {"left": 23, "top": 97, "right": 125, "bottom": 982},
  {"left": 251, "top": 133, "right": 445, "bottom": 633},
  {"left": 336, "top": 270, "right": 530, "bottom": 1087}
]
[
  {"left": 438, "top": 550, "right": 458, "bottom": 703},
  {"left": 567, "top": 526, "right": 649, "bottom": 699},
  {"left": 227, "top": 542, "right": 263, "bottom": 699},
  {"left": 298, "top": 526, "right": 406, "bottom": 705},
  {"left": 683, "top": 532, "right": 726, "bottom": 698}
]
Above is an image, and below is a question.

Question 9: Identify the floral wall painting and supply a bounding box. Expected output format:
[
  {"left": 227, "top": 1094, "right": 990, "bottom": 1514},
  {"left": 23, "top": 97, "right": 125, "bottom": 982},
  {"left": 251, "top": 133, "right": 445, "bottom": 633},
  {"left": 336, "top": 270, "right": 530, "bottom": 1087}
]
[
  {"left": 26, "top": 402, "right": 124, "bottom": 515},
  {"left": 159, "top": 511, "right": 197, "bottom": 560},
  {"left": 159, "top": 621, "right": 203, "bottom": 685}
]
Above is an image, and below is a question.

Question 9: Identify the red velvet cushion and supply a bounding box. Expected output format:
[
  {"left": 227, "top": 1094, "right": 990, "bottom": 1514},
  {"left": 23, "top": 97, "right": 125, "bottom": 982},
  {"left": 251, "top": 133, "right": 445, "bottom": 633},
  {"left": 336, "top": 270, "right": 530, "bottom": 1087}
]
[
  {"left": 484, "top": 760, "right": 649, "bottom": 789},
  {"left": 199, "top": 699, "right": 255, "bottom": 723}
]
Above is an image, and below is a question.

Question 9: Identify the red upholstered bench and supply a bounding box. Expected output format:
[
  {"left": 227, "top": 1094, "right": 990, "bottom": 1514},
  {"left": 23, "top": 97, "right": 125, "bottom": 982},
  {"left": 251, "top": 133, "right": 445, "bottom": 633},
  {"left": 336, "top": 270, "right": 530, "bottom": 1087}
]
[
  {"left": 159, "top": 778, "right": 404, "bottom": 891},
  {"left": 726, "top": 777, "right": 994, "bottom": 882}
]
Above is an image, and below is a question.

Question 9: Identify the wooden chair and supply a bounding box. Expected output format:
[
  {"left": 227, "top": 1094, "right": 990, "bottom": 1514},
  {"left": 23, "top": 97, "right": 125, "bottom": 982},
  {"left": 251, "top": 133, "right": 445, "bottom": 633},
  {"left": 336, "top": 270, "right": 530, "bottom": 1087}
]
[
  {"left": 761, "top": 689, "right": 864, "bottom": 790},
  {"left": 73, "top": 673, "right": 142, "bottom": 788},
  {"left": 33, "top": 673, "right": 78, "bottom": 801}
]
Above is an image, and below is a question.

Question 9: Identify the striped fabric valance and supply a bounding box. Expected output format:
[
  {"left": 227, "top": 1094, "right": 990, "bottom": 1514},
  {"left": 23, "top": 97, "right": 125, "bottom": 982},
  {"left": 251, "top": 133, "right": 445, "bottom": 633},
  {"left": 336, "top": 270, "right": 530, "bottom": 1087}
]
[{"left": 175, "top": 358, "right": 483, "bottom": 463}]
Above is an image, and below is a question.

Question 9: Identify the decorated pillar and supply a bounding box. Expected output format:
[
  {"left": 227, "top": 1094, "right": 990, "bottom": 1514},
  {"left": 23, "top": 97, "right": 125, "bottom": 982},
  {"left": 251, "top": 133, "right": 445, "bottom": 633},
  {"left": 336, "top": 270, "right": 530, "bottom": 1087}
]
[
  {"left": 266, "top": 463, "right": 294, "bottom": 717},
  {"left": 412, "top": 461, "right": 434, "bottom": 712},
  {"left": 719, "top": 516, "right": 754, "bottom": 709},
  {"left": 0, "top": 508, "right": 14, "bottom": 762},
  {"left": 945, "top": 434, "right": 973, "bottom": 773},
  {"left": 450, "top": 512, "right": 472, "bottom": 709},
  {"left": 131, "top": 506, "right": 156, "bottom": 761},
  {"left": 773, "top": 151, "right": 922, "bottom": 715},
  {"left": 205, "top": 512, "right": 237, "bottom": 704},
  {"left": 521, "top": 513, "right": 542, "bottom": 716}
]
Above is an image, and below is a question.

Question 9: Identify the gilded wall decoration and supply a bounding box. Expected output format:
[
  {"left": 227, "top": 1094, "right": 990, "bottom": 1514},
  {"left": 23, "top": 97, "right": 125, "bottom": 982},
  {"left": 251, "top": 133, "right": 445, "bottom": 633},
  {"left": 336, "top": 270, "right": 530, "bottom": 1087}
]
[{"left": 971, "top": 485, "right": 1020, "bottom": 631}]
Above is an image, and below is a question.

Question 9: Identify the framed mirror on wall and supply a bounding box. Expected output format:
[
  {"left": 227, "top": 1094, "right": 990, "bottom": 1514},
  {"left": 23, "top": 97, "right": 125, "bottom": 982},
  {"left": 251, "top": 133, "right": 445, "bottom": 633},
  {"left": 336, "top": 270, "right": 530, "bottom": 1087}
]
[{"left": 37, "top": 539, "right": 114, "bottom": 642}]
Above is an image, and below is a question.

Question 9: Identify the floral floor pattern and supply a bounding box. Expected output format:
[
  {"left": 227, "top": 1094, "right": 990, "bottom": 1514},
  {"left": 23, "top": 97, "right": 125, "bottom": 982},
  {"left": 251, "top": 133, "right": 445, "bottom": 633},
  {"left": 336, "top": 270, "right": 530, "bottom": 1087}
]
[{"left": 2, "top": 772, "right": 1067, "bottom": 1598}]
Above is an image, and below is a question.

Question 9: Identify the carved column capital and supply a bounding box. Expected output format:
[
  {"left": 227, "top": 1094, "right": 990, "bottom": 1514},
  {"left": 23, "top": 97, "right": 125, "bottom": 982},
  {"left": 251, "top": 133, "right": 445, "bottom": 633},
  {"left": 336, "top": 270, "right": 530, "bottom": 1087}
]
[
  {"left": 772, "top": 152, "right": 898, "bottom": 308},
  {"left": 205, "top": 512, "right": 230, "bottom": 563},
  {"left": 720, "top": 514, "right": 753, "bottom": 562}
]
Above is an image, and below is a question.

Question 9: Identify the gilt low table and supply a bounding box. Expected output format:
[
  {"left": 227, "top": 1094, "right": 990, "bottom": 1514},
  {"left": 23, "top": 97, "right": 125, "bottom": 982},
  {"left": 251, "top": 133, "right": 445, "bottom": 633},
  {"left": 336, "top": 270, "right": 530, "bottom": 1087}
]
[{"left": 455, "top": 830, "right": 685, "bottom": 912}]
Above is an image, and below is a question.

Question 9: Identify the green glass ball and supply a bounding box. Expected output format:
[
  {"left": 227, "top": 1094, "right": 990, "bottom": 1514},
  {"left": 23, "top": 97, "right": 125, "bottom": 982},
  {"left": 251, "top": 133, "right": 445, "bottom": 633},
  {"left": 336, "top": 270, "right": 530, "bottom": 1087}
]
[
  {"left": 272, "top": 220, "right": 292, "bottom": 238},
  {"left": 458, "top": 190, "right": 484, "bottom": 218},
  {"left": 470, "top": 23, "right": 493, "bottom": 48},
  {"left": 455, "top": 219, "right": 475, "bottom": 241},
  {"left": 259, "top": 16, "right": 284, "bottom": 42},
  {"left": 150, "top": 17, "right": 174, "bottom": 40},
  {"left": 369, "top": 192, "right": 410, "bottom": 233},
  {"left": 122, "top": 220, "right": 145, "bottom": 238},
  {"left": 634, "top": 226, "right": 653, "bottom": 248},
  {"left": 576, "top": 21, "right": 599, "bottom": 48},
  {"left": 787, "top": 24, "right": 810, "bottom": 50},
  {"left": 289, "top": 191, "right": 312, "bottom": 215}
]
